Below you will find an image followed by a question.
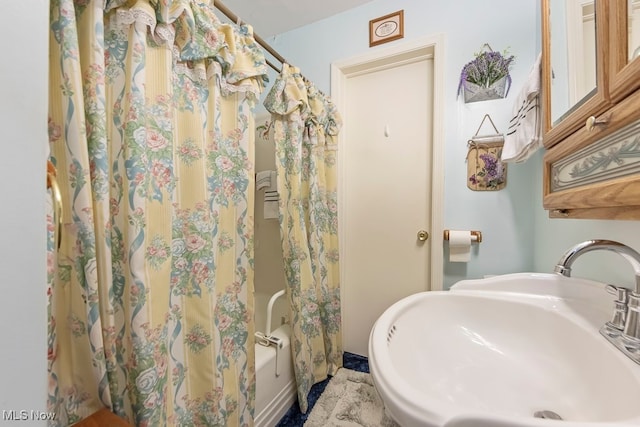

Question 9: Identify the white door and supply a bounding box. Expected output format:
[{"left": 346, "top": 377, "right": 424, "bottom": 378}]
[{"left": 340, "top": 56, "right": 434, "bottom": 356}]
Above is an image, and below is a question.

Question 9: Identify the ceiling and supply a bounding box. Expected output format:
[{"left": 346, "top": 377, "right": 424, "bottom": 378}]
[{"left": 219, "top": 0, "right": 375, "bottom": 38}]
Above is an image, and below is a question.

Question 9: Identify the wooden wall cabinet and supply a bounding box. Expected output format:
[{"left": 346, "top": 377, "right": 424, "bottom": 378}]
[{"left": 542, "top": 0, "right": 640, "bottom": 220}]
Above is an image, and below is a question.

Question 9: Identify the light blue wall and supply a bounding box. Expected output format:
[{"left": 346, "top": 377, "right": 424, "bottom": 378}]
[
  {"left": 262, "top": 0, "right": 640, "bottom": 291},
  {"left": 528, "top": 6, "right": 640, "bottom": 291},
  {"left": 531, "top": 150, "right": 640, "bottom": 290},
  {"left": 264, "top": 0, "right": 541, "bottom": 289}
]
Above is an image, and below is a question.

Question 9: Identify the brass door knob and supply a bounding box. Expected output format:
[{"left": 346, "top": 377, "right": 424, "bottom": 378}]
[{"left": 417, "top": 230, "right": 429, "bottom": 241}]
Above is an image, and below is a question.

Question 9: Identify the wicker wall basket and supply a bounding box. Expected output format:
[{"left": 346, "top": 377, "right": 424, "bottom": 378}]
[
  {"left": 467, "top": 140, "right": 508, "bottom": 191},
  {"left": 466, "top": 114, "right": 507, "bottom": 191},
  {"left": 458, "top": 43, "right": 514, "bottom": 104}
]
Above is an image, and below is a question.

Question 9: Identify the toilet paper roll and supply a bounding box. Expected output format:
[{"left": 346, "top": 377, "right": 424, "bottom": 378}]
[{"left": 449, "top": 230, "right": 472, "bottom": 262}]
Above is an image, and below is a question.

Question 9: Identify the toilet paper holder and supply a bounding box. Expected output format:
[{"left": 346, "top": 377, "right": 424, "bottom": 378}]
[{"left": 443, "top": 230, "right": 482, "bottom": 243}]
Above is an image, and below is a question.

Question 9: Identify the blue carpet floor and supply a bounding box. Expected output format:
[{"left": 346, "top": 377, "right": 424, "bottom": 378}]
[{"left": 275, "top": 352, "right": 369, "bottom": 427}]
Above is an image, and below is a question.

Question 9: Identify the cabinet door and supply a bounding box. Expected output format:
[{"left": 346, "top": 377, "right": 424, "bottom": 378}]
[
  {"left": 542, "top": 0, "right": 611, "bottom": 149},
  {"left": 609, "top": 0, "right": 640, "bottom": 102},
  {"left": 543, "top": 86, "right": 640, "bottom": 220}
]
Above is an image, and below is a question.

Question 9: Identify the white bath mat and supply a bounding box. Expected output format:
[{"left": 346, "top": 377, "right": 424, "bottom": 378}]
[{"left": 304, "top": 368, "right": 399, "bottom": 427}]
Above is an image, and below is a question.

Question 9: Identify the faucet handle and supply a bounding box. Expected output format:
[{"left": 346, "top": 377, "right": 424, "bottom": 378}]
[
  {"left": 605, "top": 285, "right": 630, "bottom": 334},
  {"left": 622, "top": 293, "right": 640, "bottom": 348},
  {"left": 606, "top": 284, "right": 630, "bottom": 302}
]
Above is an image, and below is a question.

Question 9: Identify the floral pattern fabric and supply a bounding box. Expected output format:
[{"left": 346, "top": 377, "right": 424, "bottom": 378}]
[
  {"left": 263, "top": 64, "right": 343, "bottom": 413},
  {"left": 47, "top": 0, "right": 267, "bottom": 425},
  {"left": 467, "top": 142, "right": 508, "bottom": 191}
]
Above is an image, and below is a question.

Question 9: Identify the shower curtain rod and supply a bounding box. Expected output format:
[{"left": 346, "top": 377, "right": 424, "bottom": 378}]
[{"left": 214, "top": 0, "right": 285, "bottom": 73}]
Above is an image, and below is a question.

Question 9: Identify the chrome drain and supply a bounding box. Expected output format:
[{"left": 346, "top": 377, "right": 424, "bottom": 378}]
[{"left": 534, "top": 410, "right": 563, "bottom": 420}]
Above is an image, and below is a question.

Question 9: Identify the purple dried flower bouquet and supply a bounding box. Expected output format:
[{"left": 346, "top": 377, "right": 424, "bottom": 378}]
[{"left": 458, "top": 46, "right": 515, "bottom": 102}]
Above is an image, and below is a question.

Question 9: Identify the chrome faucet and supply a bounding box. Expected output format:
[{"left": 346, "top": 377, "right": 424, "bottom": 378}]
[
  {"left": 555, "top": 239, "right": 640, "bottom": 364},
  {"left": 554, "top": 240, "right": 640, "bottom": 292}
]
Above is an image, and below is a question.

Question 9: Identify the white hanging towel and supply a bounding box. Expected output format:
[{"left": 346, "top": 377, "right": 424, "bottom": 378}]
[
  {"left": 256, "top": 170, "right": 279, "bottom": 219},
  {"left": 502, "top": 53, "right": 543, "bottom": 163},
  {"left": 256, "top": 170, "right": 272, "bottom": 190},
  {"left": 263, "top": 190, "right": 279, "bottom": 220}
]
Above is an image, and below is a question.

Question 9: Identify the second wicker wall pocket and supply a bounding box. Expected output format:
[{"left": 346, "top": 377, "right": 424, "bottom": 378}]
[{"left": 466, "top": 114, "right": 507, "bottom": 191}]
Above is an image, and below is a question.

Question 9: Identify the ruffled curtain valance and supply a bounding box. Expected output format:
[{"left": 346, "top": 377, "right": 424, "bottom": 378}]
[
  {"left": 106, "top": 0, "right": 268, "bottom": 96},
  {"left": 264, "top": 64, "right": 342, "bottom": 146}
]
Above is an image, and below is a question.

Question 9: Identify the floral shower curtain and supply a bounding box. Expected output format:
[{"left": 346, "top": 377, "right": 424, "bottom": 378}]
[
  {"left": 263, "top": 64, "right": 343, "bottom": 413},
  {"left": 47, "top": 0, "right": 267, "bottom": 425}
]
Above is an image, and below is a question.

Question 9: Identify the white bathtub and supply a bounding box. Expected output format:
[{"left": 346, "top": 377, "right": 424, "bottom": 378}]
[{"left": 254, "top": 291, "right": 296, "bottom": 427}]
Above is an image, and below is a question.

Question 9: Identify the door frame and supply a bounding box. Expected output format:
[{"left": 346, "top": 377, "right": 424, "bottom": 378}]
[{"left": 330, "top": 33, "right": 445, "bottom": 294}]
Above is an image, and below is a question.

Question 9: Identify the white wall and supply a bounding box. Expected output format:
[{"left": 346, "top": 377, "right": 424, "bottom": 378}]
[
  {"left": 0, "top": 1, "right": 48, "bottom": 422},
  {"left": 266, "top": 0, "right": 541, "bottom": 289}
]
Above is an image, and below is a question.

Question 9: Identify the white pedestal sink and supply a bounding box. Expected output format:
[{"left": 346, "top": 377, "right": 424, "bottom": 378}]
[{"left": 368, "top": 273, "right": 640, "bottom": 427}]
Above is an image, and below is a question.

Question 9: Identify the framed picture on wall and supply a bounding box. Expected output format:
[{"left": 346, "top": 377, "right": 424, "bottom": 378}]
[{"left": 369, "top": 10, "right": 404, "bottom": 47}]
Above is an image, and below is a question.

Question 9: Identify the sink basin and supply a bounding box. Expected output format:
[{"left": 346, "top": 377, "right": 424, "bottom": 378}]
[{"left": 368, "top": 273, "right": 640, "bottom": 427}]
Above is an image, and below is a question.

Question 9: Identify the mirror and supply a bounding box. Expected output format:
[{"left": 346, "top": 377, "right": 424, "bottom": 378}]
[
  {"left": 546, "top": 0, "right": 597, "bottom": 126},
  {"left": 630, "top": 0, "right": 640, "bottom": 60}
]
